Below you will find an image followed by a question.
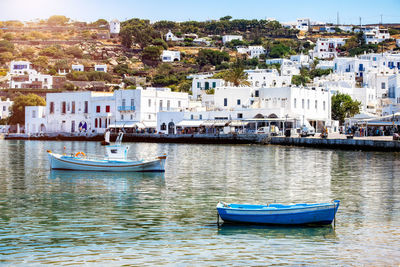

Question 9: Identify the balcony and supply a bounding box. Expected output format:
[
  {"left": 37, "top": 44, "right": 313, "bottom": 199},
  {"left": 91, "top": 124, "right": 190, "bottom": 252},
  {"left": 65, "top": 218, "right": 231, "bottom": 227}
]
[{"left": 118, "top": 106, "right": 136, "bottom": 112}]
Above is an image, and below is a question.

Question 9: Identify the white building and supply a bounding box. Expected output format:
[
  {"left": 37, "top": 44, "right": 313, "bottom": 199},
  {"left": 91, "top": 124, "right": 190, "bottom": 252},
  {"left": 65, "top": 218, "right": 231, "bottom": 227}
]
[
  {"left": 236, "top": 46, "right": 266, "bottom": 58},
  {"left": 364, "top": 27, "right": 390, "bottom": 44},
  {"left": 94, "top": 64, "right": 107, "bottom": 72},
  {"left": 245, "top": 68, "right": 292, "bottom": 87},
  {"left": 165, "top": 30, "right": 184, "bottom": 42},
  {"left": 113, "top": 88, "right": 189, "bottom": 131},
  {"left": 157, "top": 85, "right": 332, "bottom": 133},
  {"left": 296, "top": 18, "right": 310, "bottom": 31},
  {"left": 72, "top": 64, "right": 84, "bottom": 72},
  {"left": 25, "top": 106, "right": 46, "bottom": 134},
  {"left": 10, "top": 73, "right": 53, "bottom": 89},
  {"left": 397, "top": 39, "right": 400, "bottom": 48},
  {"left": 290, "top": 54, "right": 311, "bottom": 67},
  {"left": 222, "top": 35, "right": 243, "bottom": 44},
  {"left": 109, "top": 19, "right": 120, "bottom": 35},
  {"left": 161, "top": 50, "right": 181, "bottom": 62},
  {"left": 311, "top": 38, "right": 346, "bottom": 59},
  {"left": 248, "top": 46, "right": 266, "bottom": 58},
  {"left": 9, "top": 61, "right": 36, "bottom": 75},
  {"left": 0, "top": 98, "right": 12, "bottom": 119},
  {"left": 46, "top": 92, "right": 115, "bottom": 134},
  {"left": 191, "top": 78, "right": 224, "bottom": 100}
]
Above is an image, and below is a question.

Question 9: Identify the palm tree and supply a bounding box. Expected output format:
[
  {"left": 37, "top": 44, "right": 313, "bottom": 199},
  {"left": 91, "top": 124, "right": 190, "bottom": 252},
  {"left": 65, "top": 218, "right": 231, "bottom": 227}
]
[{"left": 222, "top": 67, "right": 251, "bottom": 87}]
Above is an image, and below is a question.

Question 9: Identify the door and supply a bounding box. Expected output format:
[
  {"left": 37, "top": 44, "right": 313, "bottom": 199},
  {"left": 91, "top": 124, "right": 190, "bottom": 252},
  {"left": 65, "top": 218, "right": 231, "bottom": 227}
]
[{"left": 168, "top": 122, "right": 175, "bottom": 134}]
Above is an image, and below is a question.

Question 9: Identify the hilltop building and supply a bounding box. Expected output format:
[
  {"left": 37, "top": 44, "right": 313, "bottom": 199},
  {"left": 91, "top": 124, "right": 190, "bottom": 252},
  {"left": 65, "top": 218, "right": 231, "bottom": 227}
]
[{"left": 109, "top": 19, "right": 120, "bottom": 36}]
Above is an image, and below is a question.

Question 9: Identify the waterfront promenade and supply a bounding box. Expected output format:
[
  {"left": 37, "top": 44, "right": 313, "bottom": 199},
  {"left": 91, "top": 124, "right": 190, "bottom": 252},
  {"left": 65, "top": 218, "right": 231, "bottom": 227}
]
[{"left": 3, "top": 132, "right": 400, "bottom": 151}]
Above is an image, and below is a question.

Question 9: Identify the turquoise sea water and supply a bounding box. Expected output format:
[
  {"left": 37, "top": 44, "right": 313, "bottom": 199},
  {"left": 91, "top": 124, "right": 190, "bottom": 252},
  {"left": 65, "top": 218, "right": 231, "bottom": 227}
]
[{"left": 0, "top": 140, "right": 399, "bottom": 265}]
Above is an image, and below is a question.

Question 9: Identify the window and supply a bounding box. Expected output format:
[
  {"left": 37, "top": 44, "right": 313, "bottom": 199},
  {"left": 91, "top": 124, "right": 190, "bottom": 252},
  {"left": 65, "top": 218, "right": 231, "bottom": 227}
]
[
  {"left": 2, "top": 106, "right": 5, "bottom": 111},
  {"left": 130, "top": 114, "right": 133, "bottom": 120},
  {"left": 237, "top": 113, "right": 243, "bottom": 119},
  {"left": 71, "top": 101, "right": 75, "bottom": 114},
  {"left": 50, "top": 102, "right": 54, "bottom": 114},
  {"left": 84, "top": 101, "right": 88, "bottom": 113},
  {"left": 178, "top": 101, "right": 181, "bottom": 107},
  {"left": 212, "top": 82, "right": 216, "bottom": 88},
  {"left": 224, "top": 98, "right": 228, "bottom": 106},
  {"left": 190, "top": 114, "right": 194, "bottom": 120},
  {"left": 96, "top": 106, "right": 101, "bottom": 113},
  {"left": 237, "top": 99, "right": 241, "bottom": 105},
  {"left": 381, "top": 82, "right": 386, "bottom": 89},
  {"left": 159, "top": 100, "right": 163, "bottom": 109},
  {"left": 200, "top": 115, "right": 202, "bottom": 120},
  {"left": 121, "top": 114, "right": 124, "bottom": 120},
  {"left": 148, "top": 115, "right": 151, "bottom": 119},
  {"left": 99, "top": 118, "right": 102, "bottom": 128},
  {"left": 323, "top": 101, "right": 326, "bottom": 111},
  {"left": 95, "top": 118, "right": 98, "bottom": 128},
  {"left": 315, "top": 100, "right": 318, "bottom": 109},
  {"left": 302, "top": 99, "right": 304, "bottom": 109},
  {"left": 61, "top": 101, "right": 66, "bottom": 114},
  {"left": 294, "top": 98, "right": 297, "bottom": 108},
  {"left": 106, "top": 105, "right": 110, "bottom": 113},
  {"left": 255, "top": 90, "right": 259, "bottom": 97},
  {"left": 161, "top": 123, "right": 167, "bottom": 130},
  {"left": 307, "top": 99, "right": 310, "bottom": 109},
  {"left": 148, "top": 99, "right": 151, "bottom": 107},
  {"left": 32, "top": 110, "right": 36, "bottom": 118},
  {"left": 122, "top": 99, "right": 126, "bottom": 107},
  {"left": 197, "top": 82, "right": 200, "bottom": 88},
  {"left": 167, "top": 100, "right": 170, "bottom": 110}
]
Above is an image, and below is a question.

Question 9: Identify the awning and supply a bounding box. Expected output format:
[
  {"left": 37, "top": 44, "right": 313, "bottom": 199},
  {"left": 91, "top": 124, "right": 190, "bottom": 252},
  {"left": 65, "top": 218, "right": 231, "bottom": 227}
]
[
  {"left": 201, "top": 120, "right": 230, "bottom": 127},
  {"left": 176, "top": 120, "right": 204, "bottom": 127},
  {"left": 143, "top": 121, "right": 157, "bottom": 128},
  {"left": 229, "top": 120, "right": 249, "bottom": 127},
  {"left": 108, "top": 121, "right": 146, "bottom": 128},
  {"left": 360, "top": 121, "right": 400, "bottom": 126}
]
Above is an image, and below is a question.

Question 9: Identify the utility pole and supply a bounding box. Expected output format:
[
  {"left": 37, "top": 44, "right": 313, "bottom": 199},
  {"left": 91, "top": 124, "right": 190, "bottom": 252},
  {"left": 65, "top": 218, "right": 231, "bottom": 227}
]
[
  {"left": 359, "top": 17, "right": 362, "bottom": 28},
  {"left": 380, "top": 14, "right": 383, "bottom": 25},
  {"left": 337, "top": 12, "right": 339, "bottom": 26}
]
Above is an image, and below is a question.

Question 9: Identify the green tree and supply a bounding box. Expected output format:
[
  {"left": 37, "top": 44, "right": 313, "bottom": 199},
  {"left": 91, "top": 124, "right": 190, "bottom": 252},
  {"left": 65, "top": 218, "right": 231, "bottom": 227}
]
[
  {"left": 142, "top": 46, "right": 162, "bottom": 61},
  {"left": 331, "top": 93, "right": 361, "bottom": 124},
  {"left": 222, "top": 67, "right": 251, "bottom": 87},
  {"left": 9, "top": 94, "right": 46, "bottom": 125},
  {"left": 152, "top": 38, "right": 168, "bottom": 49},
  {"left": 91, "top": 19, "right": 109, "bottom": 27},
  {"left": 220, "top": 16, "right": 232, "bottom": 21},
  {"left": 268, "top": 43, "right": 291, "bottom": 58},
  {"left": 47, "top": 15, "right": 70, "bottom": 26},
  {"left": 291, "top": 75, "right": 309, "bottom": 86},
  {"left": 120, "top": 19, "right": 160, "bottom": 49},
  {"left": 32, "top": 56, "right": 49, "bottom": 72},
  {"left": 196, "top": 49, "right": 230, "bottom": 66}
]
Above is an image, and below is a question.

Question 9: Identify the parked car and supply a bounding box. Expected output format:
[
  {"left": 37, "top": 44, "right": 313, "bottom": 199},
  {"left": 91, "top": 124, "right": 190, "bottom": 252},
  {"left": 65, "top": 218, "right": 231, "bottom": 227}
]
[
  {"left": 256, "top": 125, "right": 280, "bottom": 136},
  {"left": 300, "top": 125, "right": 315, "bottom": 137}
]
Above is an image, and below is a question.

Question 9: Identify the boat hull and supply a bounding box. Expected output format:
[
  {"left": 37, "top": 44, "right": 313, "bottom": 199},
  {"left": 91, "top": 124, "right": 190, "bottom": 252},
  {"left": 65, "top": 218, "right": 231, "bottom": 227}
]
[
  {"left": 217, "top": 201, "right": 340, "bottom": 225},
  {"left": 48, "top": 153, "right": 166, "bottom": 172}
]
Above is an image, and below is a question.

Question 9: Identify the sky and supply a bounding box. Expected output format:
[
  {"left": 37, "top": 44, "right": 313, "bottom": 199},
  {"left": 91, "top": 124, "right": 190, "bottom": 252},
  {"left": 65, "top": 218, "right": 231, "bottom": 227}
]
[{"left": 0, "top": 0, "right": 399, "bottom": 25}]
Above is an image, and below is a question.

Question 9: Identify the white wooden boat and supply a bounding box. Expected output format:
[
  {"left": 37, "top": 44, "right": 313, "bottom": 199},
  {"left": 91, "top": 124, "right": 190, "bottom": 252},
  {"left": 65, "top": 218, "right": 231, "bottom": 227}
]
[{"left": 47, "top": 133, "right": 166, "bottom": 172}]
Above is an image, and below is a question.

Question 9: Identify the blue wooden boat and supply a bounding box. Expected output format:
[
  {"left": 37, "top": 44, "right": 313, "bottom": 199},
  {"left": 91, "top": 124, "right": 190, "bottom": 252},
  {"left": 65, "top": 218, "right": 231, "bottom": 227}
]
[{"left": 217, "top": 200, "right": 340, "bottom": 225}]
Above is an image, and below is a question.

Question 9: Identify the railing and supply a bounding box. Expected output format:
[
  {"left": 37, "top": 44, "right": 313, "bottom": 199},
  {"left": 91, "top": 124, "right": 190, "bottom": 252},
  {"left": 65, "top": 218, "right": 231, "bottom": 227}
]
[{"left": 118, "top": 106, "right": 135, "bottom": 111}]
